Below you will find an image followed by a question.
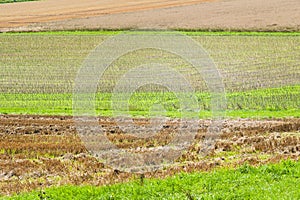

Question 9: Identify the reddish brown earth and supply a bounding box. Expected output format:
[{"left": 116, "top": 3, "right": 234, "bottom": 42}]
[
  {"left": 0, "top": 115, "right": 299, "bottom": 195},
  {"left": 0, "top": 0, "right": 214, "bottom": 31},
  {"left": 0, "top": 0, "right": 300, "bottom": 32}
]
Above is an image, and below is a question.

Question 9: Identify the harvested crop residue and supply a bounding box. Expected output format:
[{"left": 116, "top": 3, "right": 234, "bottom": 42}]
[{"left": 0, "top": 115, "right": 299, "bottom": 195}]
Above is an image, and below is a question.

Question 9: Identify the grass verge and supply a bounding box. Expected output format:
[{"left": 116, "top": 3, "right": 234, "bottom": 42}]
[{"left": 5, "top": 159, "right": 300, "bottom": 200}]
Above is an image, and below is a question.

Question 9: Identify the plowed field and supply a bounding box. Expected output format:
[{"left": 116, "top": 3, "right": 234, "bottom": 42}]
[{"left": 0, "top": 0, "right": 299, "bottom": 32}]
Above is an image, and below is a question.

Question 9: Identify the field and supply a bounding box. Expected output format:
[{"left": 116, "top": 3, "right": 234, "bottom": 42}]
[
  {"left": 1, "top": 31, "right": 299, "bottom": 117},
  {"left": 1, "top": 0, "right": 300, "bottom": 32},
  {"left": 1, "top": 0, "right": 300, "bottom": 198},
  {"left": 0, "top": 31, "right": 299, "bottom": 198}
]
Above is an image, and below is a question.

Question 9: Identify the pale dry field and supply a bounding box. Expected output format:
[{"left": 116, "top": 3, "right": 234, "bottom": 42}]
[{"left": 0, "top": 0, "right": 299, "bottom": 32}]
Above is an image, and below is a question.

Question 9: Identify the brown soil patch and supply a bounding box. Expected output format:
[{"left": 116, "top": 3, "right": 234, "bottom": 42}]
[
  {"left": 0, "top": 114, "right": 299, "bottom": 195},
  {"left": 1, "top": 0, "right": 300, "bottom": 32},
  {"left": 0, "top": 0, "right": 213, "bottom": 31}
]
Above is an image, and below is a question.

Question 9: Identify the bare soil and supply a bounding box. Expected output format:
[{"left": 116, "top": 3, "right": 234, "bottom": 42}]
[
  {"left": 0, "top": 114, "right": 299, "bottom": 195},
  {"left": 0, "top": 0, "right": 299, "bottom": 32}
]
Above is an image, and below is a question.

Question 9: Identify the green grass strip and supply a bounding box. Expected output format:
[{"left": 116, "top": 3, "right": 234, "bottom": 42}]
[
  {"left": 0, "top": 85, "right": 299, "bottom": 118},
  {"left": 5, "top": 159, "right": 300, "bottom": 199}
]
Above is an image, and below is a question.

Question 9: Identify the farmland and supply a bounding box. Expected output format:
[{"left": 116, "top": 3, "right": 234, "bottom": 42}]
[
  {"left": 1, "top": 0, "right": 300, "bottom": 32},
  {"left": 1, "top": 31, "right": 299, "bottom": 117},
  {"left": 0, "top": 31, "right": 299, "bottom": 198}
]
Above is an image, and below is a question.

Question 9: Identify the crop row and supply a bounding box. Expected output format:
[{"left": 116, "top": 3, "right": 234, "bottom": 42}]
[
  {"left": 0, "top": 34, "right": 299, "bottom": 117},
  {"left": 1, "top": 35, "right": 299, "bottom": 91}
]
